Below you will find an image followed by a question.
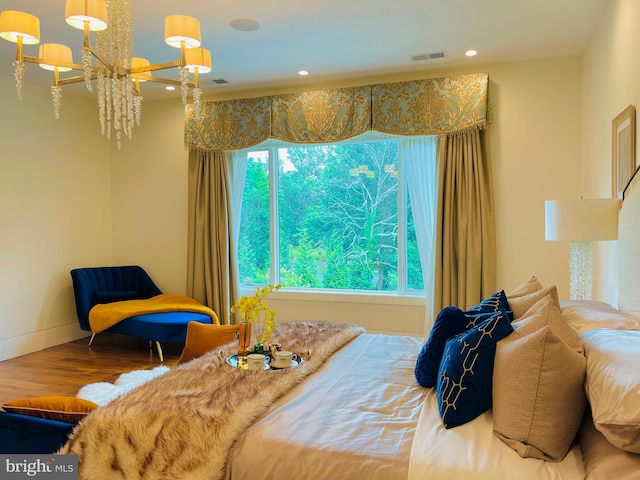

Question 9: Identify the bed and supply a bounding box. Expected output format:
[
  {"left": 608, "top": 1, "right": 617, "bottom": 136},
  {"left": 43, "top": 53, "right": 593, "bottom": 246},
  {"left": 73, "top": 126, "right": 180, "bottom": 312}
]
[{"left": 7, "top": 188, "right": 640, "bottom": 478}]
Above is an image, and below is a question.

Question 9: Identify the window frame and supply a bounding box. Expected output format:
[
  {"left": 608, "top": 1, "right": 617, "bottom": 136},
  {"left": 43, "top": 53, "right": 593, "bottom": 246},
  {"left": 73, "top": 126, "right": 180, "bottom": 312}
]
[{"left": 240, "top": 136, "right": 423, "bottom": 297}]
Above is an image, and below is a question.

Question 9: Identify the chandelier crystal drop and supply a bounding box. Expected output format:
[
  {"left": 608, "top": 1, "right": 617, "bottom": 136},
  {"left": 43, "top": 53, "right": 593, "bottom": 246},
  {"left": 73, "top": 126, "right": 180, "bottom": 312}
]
[
  {"left": 0, "top": 2, "right": 212, "bottom": 149},
  {"left": 13, "top": 59, "right": 25, "bottom": 99}
]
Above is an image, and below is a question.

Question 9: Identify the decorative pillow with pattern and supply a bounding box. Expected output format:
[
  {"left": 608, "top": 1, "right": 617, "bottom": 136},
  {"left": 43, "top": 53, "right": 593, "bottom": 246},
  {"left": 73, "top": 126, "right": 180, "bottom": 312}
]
[
  {"left": 436, "top": 311, "right": 513, "bottom": 428},
  {"left": 416, "top": 292, "right": 513, "bottom": 388},
  {"left": 465, "top": 290, "right": 513, "bottom": 319}
]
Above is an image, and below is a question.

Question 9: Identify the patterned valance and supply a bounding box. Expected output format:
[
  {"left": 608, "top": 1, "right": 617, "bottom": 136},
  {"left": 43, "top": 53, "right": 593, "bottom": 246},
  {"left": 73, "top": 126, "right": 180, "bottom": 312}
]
[
  {"left": 271, "top": 87, "right": 371, "bottom": 143},
  {"left": 185, "top": 96, "right": 271, "bottom": 151},
  {"left": 372, "top": 73, "right": 488, "bottom": 135},
  {"left": 184, "top": 73, "right": 488, "bottom": 151}
]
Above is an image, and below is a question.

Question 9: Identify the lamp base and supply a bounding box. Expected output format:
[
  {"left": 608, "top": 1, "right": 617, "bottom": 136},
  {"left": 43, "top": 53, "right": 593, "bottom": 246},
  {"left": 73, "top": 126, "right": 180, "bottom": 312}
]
[{"left": 569, "top": 241, "right": 592, "bottom": 300}]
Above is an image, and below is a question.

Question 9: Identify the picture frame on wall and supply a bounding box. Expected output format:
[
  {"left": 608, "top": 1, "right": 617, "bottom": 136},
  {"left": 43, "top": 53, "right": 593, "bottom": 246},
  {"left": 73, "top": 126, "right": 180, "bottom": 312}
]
[{"left": 612, "top": 105, "right": 636, "bottom": 199}]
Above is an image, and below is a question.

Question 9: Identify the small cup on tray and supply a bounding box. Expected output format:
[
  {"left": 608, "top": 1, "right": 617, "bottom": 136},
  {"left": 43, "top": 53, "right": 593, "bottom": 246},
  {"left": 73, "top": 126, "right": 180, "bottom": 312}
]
[{"left": 273, "top": 350, "right": 293, "bottom": 368}]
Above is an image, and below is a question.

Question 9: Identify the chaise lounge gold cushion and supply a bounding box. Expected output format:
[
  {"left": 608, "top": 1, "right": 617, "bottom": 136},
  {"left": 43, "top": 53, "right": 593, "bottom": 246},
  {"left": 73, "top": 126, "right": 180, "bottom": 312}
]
[{"left": 178, "top": 322, "right": 240, "bottom": 365}]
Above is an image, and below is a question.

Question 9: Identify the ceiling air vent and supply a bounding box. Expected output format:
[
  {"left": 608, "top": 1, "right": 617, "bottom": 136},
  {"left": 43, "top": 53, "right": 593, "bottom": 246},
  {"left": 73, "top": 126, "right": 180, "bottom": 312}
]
[
  {"left": 410, "top": 51, "right": 447, "bottom": 62},
  {"left": 211, "top": 78, "right": 229, "bottom": 84}
]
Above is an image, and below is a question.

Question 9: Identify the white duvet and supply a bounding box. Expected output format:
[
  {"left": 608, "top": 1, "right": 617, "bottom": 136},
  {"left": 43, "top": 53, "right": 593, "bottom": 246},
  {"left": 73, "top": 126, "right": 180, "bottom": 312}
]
[{"left": 408, "top": 389, "right": 585, "bottom": 479}]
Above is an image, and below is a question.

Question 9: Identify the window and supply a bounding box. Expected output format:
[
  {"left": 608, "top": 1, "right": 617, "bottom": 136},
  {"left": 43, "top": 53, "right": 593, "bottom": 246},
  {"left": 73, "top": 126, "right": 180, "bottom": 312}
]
[{"left": 238, "top": 137, "right": 425, "bottom": 293}]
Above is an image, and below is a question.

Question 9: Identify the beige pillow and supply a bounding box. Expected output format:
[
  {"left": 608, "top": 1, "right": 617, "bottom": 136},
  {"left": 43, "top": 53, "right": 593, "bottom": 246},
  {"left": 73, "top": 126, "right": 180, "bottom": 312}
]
[
  {"left": 507, "top": 275, "right": 543, "bottom": 298},
  {"left": 493, "top": 313, "right": 586, "bottom": 461},
  {"left": 514, "top": 296, "right": 583, "bottom": 354},
  {"left": 580, "top": 328, "right": 640, "bottom": 453},
  {"left": 508, "top": 285, "right": 560, "bottom": 320}
]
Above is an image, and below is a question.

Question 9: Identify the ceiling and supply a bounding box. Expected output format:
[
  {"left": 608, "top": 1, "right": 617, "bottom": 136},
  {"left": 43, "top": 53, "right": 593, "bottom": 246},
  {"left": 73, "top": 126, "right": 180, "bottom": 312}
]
[{"left": 0, "top": 0, "right": 607, "bottom": 101}]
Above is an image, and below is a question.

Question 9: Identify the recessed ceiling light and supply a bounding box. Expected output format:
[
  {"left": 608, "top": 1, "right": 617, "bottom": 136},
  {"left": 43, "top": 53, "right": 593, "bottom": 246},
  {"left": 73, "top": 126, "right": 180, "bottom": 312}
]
[
  {"left": 230, "top": 18, "right": 260, "bottom": 31},
  {"left": 298, "top": 70, "right": 309, "bottom": 76},
  {"left": 465, "top": 49, "right": 478, "bottom": 57},
  {"left": 165, "top": 85, "right": 176, "bottom": 91}
]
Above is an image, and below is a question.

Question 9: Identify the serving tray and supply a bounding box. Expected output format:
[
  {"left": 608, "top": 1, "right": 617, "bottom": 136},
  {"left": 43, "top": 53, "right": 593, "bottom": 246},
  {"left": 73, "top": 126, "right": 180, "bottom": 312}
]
[{"left": 227, "top": 353, "right": 303, "bottom": 370}]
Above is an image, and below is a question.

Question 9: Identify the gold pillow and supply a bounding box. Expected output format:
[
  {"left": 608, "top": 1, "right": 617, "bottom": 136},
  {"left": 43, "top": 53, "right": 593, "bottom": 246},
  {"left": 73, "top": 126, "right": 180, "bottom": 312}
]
[
  {"left": 178, "top": 322, "right": 240, "bottom": 365},
  {"left": 2, "top": 396, "right": 98, "bottom": 424}
]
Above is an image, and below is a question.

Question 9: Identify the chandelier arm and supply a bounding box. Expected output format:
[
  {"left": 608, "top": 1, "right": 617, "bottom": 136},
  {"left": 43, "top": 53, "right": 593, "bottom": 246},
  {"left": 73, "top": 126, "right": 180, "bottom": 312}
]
[
  {"left": 129, "top": 59, "right": 186, "bottom": 75},
  {"left": 21, "top": 54, "right": 84, "bottom": 71},
  {"left": 145, "top": 76, "right": 196, "bottom": 88},
  {"left": 15, "top": 36, "right": 23, "bottom": 62},
  {"left": 57, "top": 74, "right": 98, "bottom": 86},
  {"left": 82, "top": 21, "right": 91, "bottom": 49},
  {"left": 85, "top": 46, "right": 114, "bottom": 75}
]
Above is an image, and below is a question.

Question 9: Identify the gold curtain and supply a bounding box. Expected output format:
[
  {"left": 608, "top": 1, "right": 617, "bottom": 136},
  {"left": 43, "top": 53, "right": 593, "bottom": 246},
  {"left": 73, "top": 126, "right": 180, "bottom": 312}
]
[
  {"left": 187, "top": 150, "right": 238, "bottom": 324},
  {"left": 433, "top": 129, "right": 496, "bottom": 313},
  {"left": 184, "top": 73, "right": 489, "bottom": 150}
]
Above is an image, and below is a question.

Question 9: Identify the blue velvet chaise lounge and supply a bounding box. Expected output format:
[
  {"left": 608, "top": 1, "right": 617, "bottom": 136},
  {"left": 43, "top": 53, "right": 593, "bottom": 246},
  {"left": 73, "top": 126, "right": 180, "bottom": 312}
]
[{"left": 70, "top": 265, "right": 217, "bottom": 362}]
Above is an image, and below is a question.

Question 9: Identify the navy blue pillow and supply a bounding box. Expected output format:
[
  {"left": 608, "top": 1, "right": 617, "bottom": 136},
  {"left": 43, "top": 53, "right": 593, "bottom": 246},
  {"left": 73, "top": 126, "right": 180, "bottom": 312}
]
[
  {"left": 415, "top": 307, "right": 469, "bottom": 388},
  {"left": 465, "top": 310, "right": 513, "bottom": 327},
  {"left": 436, "top": 311, "right": 513, "bottom": 429},
  {"left": 465, "top": 290, "right": 513, "bottom": 321}
]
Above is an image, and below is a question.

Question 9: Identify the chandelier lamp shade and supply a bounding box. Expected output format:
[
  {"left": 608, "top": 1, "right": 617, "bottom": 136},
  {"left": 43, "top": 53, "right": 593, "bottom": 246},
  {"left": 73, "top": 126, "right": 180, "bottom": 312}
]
[
  {"left": 0, "top": 2, "right": 212, "bottom": 148},
  {"left": 545, "top": 198, "right": 619, "bottom": 301}
]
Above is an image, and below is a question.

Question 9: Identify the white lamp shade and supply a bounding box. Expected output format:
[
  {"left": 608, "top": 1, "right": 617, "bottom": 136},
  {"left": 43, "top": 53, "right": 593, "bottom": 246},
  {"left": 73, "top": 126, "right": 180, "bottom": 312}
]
[
  {"left": 545, "top": 198, "right": 619, "bottom": 241},
  {"left": 165, "top": 15, "right": 201, "bottom": 48},
  {"left": 65, "top": 0, "right": 108, "bottom": 32},
  {"left": 0, "top": 10, "right": 40, "bottom": 44},
  {"left": 38, "top": 43, "right": 73, "bottom": 72},
  {"left": 184, "top": 47, "right": 212, "bottom": 73}
]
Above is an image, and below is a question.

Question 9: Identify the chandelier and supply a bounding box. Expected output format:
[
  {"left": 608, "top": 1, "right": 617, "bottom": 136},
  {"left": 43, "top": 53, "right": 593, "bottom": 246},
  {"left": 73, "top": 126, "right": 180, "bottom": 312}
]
[{"left": 0, "top": 1, "right": 212, "bottom": 148}]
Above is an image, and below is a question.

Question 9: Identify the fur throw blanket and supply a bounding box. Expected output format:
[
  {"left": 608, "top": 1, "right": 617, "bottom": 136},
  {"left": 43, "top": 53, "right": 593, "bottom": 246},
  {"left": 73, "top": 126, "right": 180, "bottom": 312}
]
[{"left": 59, "top": 321, "right": 365, "bottom": 480}]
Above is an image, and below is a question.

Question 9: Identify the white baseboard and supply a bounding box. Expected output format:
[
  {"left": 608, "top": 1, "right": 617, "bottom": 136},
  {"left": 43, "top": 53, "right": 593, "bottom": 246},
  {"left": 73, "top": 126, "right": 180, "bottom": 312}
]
[{"left": 0, "top": 323, "right": 90, "bottom": 362}]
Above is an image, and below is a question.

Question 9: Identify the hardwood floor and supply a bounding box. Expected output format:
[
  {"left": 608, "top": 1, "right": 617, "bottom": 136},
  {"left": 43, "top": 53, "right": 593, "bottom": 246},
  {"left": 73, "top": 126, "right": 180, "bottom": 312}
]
[{"left": 0, "top": 335, "right": 183, "bottom": 404}]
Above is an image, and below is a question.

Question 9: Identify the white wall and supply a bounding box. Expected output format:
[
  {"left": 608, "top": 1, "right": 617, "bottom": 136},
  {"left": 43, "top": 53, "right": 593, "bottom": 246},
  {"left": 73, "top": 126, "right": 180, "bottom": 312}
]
[
  {"left": 581, "top": 0, "right": 640, "bottom": 304},
  {"left": 110, "top": 99, "right": 190, "bottom": 295},
  {"left": 0, "top": 75, "right": 112, "bottom": 360}
]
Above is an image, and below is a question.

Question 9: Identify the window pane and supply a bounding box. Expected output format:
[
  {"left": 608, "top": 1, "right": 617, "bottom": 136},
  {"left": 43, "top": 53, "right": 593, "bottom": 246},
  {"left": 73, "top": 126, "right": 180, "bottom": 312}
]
[
  {"left": 277, "top": 142, "right": 398, "bottom": 291},
  {"left": 238, "top": 151, "right": 271, "bottom": 286},
  {"left": 407, "top": 194, "right": 424, "bottom": 290}
]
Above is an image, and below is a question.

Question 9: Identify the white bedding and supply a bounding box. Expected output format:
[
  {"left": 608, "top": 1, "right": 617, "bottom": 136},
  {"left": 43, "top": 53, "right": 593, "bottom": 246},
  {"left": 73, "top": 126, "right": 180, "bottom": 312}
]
[
  {"left": 408, "top": 389, "right": 585, "bottom": 479},
  {"left": 226, "top": 332, "right": 587, "bottom": 480},
  {"left": 225, "top": 333, "right": 427, "bottom": 480}
]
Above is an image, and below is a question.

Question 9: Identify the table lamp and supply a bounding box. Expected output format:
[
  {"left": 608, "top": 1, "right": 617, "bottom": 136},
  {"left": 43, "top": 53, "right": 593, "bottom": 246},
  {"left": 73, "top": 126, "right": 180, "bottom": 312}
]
[{"left": 545, "top": 198, "right": 619, "bottom": 300}]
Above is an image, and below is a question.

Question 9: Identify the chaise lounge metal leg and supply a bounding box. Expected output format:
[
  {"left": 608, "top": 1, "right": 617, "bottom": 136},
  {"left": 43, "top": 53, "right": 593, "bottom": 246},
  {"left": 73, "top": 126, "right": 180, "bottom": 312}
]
[
  {"left": 87, "top": 333, "right": 96, "bottom": 347},
  {"left": 155, "top": 341, "right": 164, "bottom": 363}
]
